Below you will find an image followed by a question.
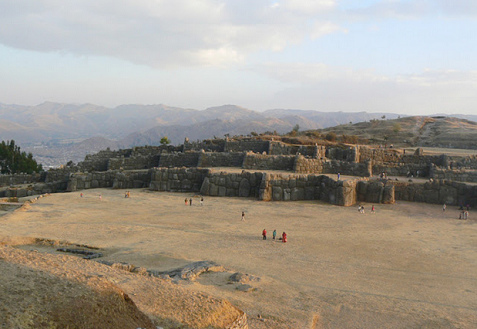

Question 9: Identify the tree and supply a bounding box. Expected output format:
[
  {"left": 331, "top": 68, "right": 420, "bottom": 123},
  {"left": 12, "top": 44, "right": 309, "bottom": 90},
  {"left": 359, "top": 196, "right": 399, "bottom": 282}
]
[
  {"left": 0, "top": 140, "right": 43, "bottom": 174},
  {"left": 160, "top": 136, "right": 171, "bottom": 146},
  {"left": 381, "top": 115, "right": 386, "bottom": 120},
  {"left": 292, "top": 124, "right": 300, "bottom": 132}
]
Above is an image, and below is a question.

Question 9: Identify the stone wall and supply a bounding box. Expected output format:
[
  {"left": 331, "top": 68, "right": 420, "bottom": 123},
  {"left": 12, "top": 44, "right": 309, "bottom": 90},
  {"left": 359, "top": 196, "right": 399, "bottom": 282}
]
[
  {"left": 44, "top": 168, "right": 76, "bottom": 183},
  {"left": 197, "top": 152, "right": 245, "bottom": 168},
  {"left": 242, "top": 153, "right": 295, "bottom": 171},
  {"left": 0, "top": 181, "right": 66, "bottom": 197},
  {"left": 224, "top": 140, "right": 270, "bottom": 153},
  {"left": 392, "top": 180, "right": 477, "bottom": 207},
  {"left": 258, "top": 173, "right": 358, "bottom": 206},
  {"left": 149, "top": 168, "right": 209, "bottom": 192},
  {"left": 372, "top": 163, "right": 430, "bottom": 178},
  {"left": 108, "top": 155, "right": 159, "bottom": 171},
  {"left": 357, "top": 146, "right": 403, "bottom": 164},
  {"left": 268, "top": 141, "right": 317, "bottom": 157},
  {"left": 66, "top": 171, "right": 118, "bottom": 191},
  {"left": 326, "top": 146, "right": 358, "bottom": 162},
  {"left": 158, "top": 152, "right": 201, "bottom": 168},
  {"left": 200, "top": 170, "right": 263, "bottom": 198},
  {"left": 294, "top": 156, "right": 323, "bottom": 174},
  {"left": 323, "top": 160, "right": 372, "bottom": 177},
  {"left": 356, "top": 181, "right": 395, "bottom": 204},
  {"left": 79, "top": 149, "right": 131, "bottom": 172},
  {"left": 0, "top": 173, "right": 42, "bottom": 187},
  {"left": 431, "top": 168, "right": 477, "bottom": 183},
  {"left": 112, "top": 170, "right": 153, "bottom": 189},
  {"left": 183, "top": 139, "right": 226, "bottom": 152}
]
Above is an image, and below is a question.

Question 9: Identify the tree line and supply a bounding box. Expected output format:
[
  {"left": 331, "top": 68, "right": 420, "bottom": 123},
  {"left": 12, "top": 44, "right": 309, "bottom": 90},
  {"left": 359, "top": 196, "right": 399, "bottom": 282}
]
[{"left": 0, "top": 140, "right": 43, "bottom": 174}]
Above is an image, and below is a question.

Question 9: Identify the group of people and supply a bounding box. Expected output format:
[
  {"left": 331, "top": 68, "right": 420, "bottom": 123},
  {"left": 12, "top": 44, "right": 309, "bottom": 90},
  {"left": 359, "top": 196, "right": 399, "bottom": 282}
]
[
  {"left": 459, "top": 211, "right": 469, "bottom": 220},
  {"left": 358, "top": 205, "right": 376, "bottom": 214},
  {"left": 184, "top": 197, "right": 204, "bottom": 206},
  {"left": 262, "top": 229, "right": 287, "bottom": 243}
]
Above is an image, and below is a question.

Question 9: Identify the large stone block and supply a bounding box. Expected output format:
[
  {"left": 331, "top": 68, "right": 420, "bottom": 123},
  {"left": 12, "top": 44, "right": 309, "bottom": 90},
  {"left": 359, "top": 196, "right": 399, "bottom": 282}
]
[
  {"left": 218, "top": 186, "right": 227, "bottom": 197},
  {"left": 239, "top": 178, "right": 251, "bottom": 197},
  {"left": 181, "top": 179, "right": 192, "bottom": 190},
  {"left": 283, "top": 188, "right": 291, "bottom": 201},
  {"left": 200, "top": 177, "right": 210, "bottom": 195},
  {"left": 209, "top": 183, "right": 218, "bottom": 196},
  {"left": 272, "top": 186, "right": 283, "bottom": 201},
  {"left": 382, "top": 185, "right": 395, "bottom": 204}
]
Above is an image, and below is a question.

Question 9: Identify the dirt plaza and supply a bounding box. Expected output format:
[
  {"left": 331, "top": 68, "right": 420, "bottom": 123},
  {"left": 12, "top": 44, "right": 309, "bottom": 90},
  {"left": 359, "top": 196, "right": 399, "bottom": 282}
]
[{"left": 1, "top": 188, "right": 476, "bottom": 328}]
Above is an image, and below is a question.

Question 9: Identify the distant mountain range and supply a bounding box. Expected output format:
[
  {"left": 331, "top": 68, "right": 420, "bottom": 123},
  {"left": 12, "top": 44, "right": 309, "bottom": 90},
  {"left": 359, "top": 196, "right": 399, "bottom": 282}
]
[{"left": 0, "top": 102, "right": 475, "bottom": 167}]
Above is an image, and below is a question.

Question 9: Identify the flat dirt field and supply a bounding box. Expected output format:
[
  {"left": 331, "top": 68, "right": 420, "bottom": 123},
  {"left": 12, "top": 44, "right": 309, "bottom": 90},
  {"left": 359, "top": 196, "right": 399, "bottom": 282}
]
[{"left": 1, "top": 189, "right": 477, "bottom": 328}]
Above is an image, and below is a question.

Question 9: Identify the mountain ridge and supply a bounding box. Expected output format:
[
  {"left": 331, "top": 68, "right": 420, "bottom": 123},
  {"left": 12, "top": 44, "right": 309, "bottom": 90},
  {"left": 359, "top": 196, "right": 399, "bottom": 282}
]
[{"left": 1, "top": 101, "right": 476, "bottom": 166}]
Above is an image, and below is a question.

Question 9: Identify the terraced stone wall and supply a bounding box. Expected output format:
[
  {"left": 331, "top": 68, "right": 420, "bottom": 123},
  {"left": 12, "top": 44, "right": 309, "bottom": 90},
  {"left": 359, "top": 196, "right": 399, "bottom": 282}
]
[
  {"left": 392, "top": 179, "right": 477, "bottom": 207},
  {"left": 294, "top": 155, "right": 323, "bottom": 174},
  {"left": 326, "top": 147, "right": 358, "bottom": 162},
  {"left": 258, "top": 173, "right": 358, "bottom": 206},
  {"left": 323, "top": 160, "right": 372, "bottom": 177},
  {"left": 268, "top": 141, "right": 318, "bottom": 157},
  {"left": 149, "top": 168, "right": 209, "bottom": 192},
  {"left": 108, "top": 155, "right": 159, "bottom": 170},
  {"left": 431, "top": 168, "right": 477, "bottom": 183},
  {"left": 0, "top": 173, "right": 42, "bottom": 186},
  {"left": 224, "top": 140, "right": 270, "bottom": 153},
  {"left": 242, "top": 153, "right": 295, "bottom": 171},
  {"left": 197, "top": 152, "right": 245, "bottom": 168},
  {"left": 158, "top": 152, "right": 201, "bottom": 168},
  {"left": 199, "top": 171, "right": 263, "bottom": 198}
]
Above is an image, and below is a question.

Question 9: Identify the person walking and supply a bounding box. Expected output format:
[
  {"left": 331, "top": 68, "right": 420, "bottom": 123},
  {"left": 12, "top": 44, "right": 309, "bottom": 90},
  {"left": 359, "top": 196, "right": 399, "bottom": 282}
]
[
  {"left": 189, "top": 198, "right": 193, "bottom": 206},
  {"left": 262, "top": 229, "right": 267, "bottom": 240},
  {"left": 241, "top": 211, "right": 245, "bottom": 221},
  {"left": 200, "top": 197, "right": 204, "bottom": 206}
]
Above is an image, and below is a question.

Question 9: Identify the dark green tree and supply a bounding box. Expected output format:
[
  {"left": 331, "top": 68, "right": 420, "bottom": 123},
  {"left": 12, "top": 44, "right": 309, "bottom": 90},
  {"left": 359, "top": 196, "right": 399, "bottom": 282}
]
[
  {"left": 0, "top": 140, "right": 43, "bottom": 174},
  {"left": 160, "top": 136, "right": 171, "bottom": 146}
]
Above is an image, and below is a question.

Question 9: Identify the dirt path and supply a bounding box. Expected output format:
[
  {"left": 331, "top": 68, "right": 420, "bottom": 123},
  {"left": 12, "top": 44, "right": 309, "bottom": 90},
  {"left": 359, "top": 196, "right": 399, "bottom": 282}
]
[{"left": 1, "top": 189, "right": 476, "bottom": 328}]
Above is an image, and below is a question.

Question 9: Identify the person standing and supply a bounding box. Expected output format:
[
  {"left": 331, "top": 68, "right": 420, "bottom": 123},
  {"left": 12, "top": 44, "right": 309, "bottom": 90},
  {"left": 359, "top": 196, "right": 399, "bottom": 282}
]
[
  {"left": 262, "top": 229, "right": 267, "bottom": 240},
  {"left": 200, "top": 197, "right": 204, "bottom": 206},
  {"left": 272, "top": 229, "right": 277, "bottom": 240},
  {"left": 185, "top": 198, "right": 188, "bottom": 205},
  {"left": 241, "top": 211, "right": 245, "bottom": 221},
  {"left": 443, "top": 203, "right": 446, "bottom": 212},
  {"left": 282, "top": 232, "right": 287, "bottom": 243},
  {"left": 189, "top": 198, "right": 193, "bottom": 206}
]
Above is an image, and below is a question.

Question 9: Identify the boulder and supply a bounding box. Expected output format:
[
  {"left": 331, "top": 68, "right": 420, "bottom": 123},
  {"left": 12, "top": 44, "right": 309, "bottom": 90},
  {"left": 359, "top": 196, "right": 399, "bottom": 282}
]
[{"left": 238, "top": 178, "right": 251, "bottom": 197}]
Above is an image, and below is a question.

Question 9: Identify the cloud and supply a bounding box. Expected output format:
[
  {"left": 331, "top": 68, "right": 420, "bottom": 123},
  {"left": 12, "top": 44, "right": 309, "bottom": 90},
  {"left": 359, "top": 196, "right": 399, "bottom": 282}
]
[
  {"left": 254, "top": 62, "right": 477, "bottom": 113},
  {"left": 346, "top": 0, "right": 477, "bottom": 19},
  {"left": 0, "top": 0, "right": 342, "bottom": 67}
]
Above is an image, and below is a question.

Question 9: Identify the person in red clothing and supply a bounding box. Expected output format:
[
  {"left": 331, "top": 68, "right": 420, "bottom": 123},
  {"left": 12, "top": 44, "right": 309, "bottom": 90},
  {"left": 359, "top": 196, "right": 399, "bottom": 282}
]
[
  {"left": 262, "top": 229, "right": 267, "bottom": 240},
  {"left": 282, "top": 232, "right": 287, "bottom": 243}
]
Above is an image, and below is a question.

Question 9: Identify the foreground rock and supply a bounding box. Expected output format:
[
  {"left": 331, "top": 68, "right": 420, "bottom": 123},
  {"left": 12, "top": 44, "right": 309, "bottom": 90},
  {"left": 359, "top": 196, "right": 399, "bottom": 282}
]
[{"left": 0, "top": 245, "right": 248, "bottom": 329}]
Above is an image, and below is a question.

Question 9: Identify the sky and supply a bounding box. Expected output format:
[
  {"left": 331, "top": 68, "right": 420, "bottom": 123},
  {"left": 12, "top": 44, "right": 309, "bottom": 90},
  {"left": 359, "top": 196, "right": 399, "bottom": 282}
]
[{"left": 0, "top": 0, "right": 476, "bottom": 115}]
